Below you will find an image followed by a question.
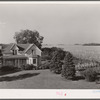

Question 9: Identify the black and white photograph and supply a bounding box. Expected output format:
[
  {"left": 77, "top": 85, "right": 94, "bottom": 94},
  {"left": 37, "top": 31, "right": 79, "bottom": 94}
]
[{"left": 0, "top": 2, "right": 100, "bottom": 90}]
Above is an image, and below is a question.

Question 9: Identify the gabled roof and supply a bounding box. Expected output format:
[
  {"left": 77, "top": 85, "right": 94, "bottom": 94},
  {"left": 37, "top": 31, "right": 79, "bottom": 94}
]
[
  {"left": 17, "top": 44, "right": 30, "bottom": 50},
  {"left": 3, "top": 43, "right": 41, "bottom": 54},
  {"left": 0, "top": 44, "right": 9, "bottom": 49},
  {"left": 3, "top": 43, "right": 14, "bottom": 54}
]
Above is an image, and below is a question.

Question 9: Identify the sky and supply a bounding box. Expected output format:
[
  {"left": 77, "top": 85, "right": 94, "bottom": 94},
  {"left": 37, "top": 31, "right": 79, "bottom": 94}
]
[{"left": 0, "top": 2, "right": 100, "bottom": 44}]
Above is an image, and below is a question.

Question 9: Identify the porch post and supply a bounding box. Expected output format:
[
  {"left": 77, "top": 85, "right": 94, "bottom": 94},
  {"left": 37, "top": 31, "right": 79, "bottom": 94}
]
[
  {"left": 3, "top": 59, "right": 5, "bottom": 66},
  {"left": 18, "top": 59, "right": 20, "bottom": 68},
  {"left": 15, "top": 59, "right": 17, "bottom": 67}
]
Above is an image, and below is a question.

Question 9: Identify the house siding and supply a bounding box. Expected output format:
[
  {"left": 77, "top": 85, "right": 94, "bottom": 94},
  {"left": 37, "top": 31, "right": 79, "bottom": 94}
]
[{"left": 25, "top": 44, "right": 36, "bottom": 55}]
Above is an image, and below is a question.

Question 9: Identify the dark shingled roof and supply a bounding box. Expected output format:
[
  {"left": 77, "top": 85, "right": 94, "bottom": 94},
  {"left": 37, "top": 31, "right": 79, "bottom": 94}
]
[
  {"left": 3, "top": 43, "right": 31, "bottom": 54},
  {"left": 17, "top": 44, "right": 30, "bottom": 50},
  {"left": 3, "top": 43, "right": 14, "bottom": 54}
]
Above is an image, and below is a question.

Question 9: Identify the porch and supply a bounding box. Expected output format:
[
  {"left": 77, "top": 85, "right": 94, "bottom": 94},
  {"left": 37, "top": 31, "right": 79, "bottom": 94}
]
[{"left": 3, "top": 55, "right": 28, "bottom": 68}]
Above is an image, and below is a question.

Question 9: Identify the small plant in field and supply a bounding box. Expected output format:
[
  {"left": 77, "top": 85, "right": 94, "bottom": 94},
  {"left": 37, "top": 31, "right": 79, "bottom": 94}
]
[{"left": 61, "top": 52, "right": 75, "bottom": 79}]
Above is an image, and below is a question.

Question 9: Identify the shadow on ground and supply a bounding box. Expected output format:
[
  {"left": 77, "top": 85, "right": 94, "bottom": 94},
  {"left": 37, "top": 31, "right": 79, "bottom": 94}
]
[
  {"left": 0, "top": 70, "right": 21, "bottom": 76},
  {"left": 61, "top": 76, "right": 85, "bottom": 82},
  {"left": 0, "top": 73, "right": 40, "bottom": 82},
  {"left": 72, "top": 76, "right": 85, "bottom": 81}
]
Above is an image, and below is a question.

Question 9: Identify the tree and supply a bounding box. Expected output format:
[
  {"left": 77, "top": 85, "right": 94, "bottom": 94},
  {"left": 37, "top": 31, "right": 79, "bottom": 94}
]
[
  {"left": 61, "top": 52, "right": 76, "bottom": 79},
  {"left": 41, "top": 47, "right": 66, "bottom": 61},
  {"left": 50, "top": 51, "right": 63, "bottom": 74},
  {"left": 14, "top": 29, "right": 44, "bottom": 49}
]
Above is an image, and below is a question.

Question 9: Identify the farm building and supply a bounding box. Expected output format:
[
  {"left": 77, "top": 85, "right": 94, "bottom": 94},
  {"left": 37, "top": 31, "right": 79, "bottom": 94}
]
[{"left": 1, "top": 43, "right": 41, "bottom": 68}]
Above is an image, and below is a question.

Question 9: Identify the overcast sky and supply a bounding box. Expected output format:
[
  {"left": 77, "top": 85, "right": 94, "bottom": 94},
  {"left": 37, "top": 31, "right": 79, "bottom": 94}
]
[{"left": 0, "top": 3, "right": 100, "bottom": 44}]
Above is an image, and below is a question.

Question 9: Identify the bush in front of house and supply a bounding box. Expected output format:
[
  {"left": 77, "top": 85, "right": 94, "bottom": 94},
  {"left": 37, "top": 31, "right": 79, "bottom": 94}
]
[
  {"left": 61, "top": 51, "right": 76, "bottom": 79},
  {"left": 39, "top": 61, "right": 50, "bottom": 69},
  {"left": 0, "top": 65, "right": 18, "bottom": 72},
  {"left": 21, "top": 64, "right": 36, "bottom": 70}
]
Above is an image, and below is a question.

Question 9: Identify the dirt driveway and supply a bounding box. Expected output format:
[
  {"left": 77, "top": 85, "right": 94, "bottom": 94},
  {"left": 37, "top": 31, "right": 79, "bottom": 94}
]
[{"left": 0, "top": 69, "right": 99, "bottom": 89}]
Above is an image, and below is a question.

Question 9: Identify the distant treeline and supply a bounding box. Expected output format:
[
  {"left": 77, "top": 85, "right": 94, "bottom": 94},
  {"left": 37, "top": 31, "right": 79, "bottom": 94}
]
[
  {"left": 83, "top": 43, "right": 100, "bottom": 46},
  {"left": 75, "top": 43, "right": 100, "bottom": 46}
]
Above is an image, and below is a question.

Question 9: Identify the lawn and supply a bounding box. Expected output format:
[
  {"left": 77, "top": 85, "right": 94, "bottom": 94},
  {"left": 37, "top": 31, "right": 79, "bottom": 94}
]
[{"left": 0, "top": 69, "right": 99, "bottom": 89}]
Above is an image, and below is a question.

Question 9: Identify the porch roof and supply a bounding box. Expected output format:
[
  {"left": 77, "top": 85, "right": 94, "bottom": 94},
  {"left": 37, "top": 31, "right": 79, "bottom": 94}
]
[{"left": 3, "top": 55, "right": 28, "bottom": 59}]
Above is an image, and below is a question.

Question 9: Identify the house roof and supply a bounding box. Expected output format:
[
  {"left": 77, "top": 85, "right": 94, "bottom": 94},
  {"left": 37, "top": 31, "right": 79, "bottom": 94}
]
[
  {"left": 3, "top": 43, "right": 14, "bottom": 54},
  {"left": 17, "top": 44, "right": 31, "bottom": 50},
  {"left": 0, "top": 44, "right": 9, "bottom": 49},
  {"left": 3, "top": 43, "right": 41, "bottom": 54},
  {"left": 3, "top": 43, "right": 31, "bottom": 54}
]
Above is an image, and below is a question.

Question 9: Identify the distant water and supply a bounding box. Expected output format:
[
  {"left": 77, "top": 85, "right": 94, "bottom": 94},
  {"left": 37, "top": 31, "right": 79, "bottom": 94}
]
[{"left": 43, "top": 44, "right": 100, "bottom": 61}]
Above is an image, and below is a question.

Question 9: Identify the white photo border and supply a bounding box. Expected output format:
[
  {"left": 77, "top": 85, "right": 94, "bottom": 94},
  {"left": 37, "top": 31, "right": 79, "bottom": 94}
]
[{"left": 0, "top": 1, "right": 100, "bottom": 99}]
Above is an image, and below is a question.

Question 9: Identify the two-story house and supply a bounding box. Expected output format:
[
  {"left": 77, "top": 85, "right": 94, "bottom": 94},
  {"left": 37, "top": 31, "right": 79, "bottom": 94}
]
[{"left": 2, "top": 43, "right": 42, "bottom": 68}]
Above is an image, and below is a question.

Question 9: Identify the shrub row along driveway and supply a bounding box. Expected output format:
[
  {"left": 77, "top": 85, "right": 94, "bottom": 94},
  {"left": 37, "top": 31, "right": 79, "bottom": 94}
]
[{"left": 0, "top": 69, "right": 99, "bottom": 89}]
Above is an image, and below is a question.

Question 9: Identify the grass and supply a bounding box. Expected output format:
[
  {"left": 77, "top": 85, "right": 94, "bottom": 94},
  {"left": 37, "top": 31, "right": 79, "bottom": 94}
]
[{"left": 0, "top": 70, "right": 99, "bottom": 89}]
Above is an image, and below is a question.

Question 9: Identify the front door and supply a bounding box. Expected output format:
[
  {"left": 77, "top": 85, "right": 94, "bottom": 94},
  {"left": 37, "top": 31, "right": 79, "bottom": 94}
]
[{"left": 33, "top": 58, "right": 37, "bottom": 66}]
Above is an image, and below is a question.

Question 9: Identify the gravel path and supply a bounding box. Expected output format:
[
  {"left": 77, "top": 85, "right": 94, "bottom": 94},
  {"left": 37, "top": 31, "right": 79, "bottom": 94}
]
[{"left": 0, "top": 69, "right": 99, "bottom": 89}]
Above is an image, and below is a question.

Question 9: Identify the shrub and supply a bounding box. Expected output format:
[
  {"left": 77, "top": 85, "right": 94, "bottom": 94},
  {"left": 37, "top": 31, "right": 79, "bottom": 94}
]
[
  {"left": 41, "top": 55, "right": 51, "bottom": 61},
  {"left": 82, "top": 68, "right": 97, "bottom": 82},
  {"left": 42, "top": 47, "right": 66, "bottom": 61},
  {"left": 54, "top": 62, "right": 63, "bottom": 74},
  {"left": 50, "top": 51, "right": 63, "bottom": 74},
  {"left": 21, "top": 65, "right": 25, "bottom": 70},
  {"left": 0, "top": 65, "right": 18, "bottom": 72},
  {"left": 21, "top": 64, "right": 35, "bottom": 70},
  {"left": 49, "top": 63, "right": 55, "bottom": 72},
  {"left": 61, "top": 52, "right": 76, "bottom": 79},
  {"left": 40, "top": 61, "right": 50, "bottom": 69}
]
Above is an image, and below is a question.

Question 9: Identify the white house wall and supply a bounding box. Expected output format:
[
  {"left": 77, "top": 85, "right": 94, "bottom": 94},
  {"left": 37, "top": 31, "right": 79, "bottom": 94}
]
[
  {"left": 27, "top": 57, "right": 37, "bottom": 66},
  {"left": 26, "top": 59, "right": 29, "bottom": 64},
  {"left": 29, "top": 58, "right": 33, "bottom": 64}
]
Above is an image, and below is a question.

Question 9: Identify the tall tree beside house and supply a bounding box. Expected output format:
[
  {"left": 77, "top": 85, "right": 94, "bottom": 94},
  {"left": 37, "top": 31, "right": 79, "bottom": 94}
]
[
  {"left": 14, "top": 29, "right": 44, "bottom": 49},
  {"left": 61, "top": 52, "right": 76, "bottom": 79}
]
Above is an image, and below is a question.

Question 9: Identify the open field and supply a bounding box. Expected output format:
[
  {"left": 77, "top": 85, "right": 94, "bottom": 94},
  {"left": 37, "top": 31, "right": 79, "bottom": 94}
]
[{"left": 0, "top": 69, "right": 99, "bottom": 89}]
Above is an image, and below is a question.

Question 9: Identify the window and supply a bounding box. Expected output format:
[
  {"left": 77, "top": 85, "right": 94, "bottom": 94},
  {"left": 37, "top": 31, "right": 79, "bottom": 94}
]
[
  {"left": 33, "top": 59, "right": 36, "bottom": 64},
  {"left": 12, "top": 50, "right": 17, "bottom": 55},
  {"left": 15, "top": 50, "right": 17, "bottom": 55},
  {"left": 12, "top": 50, "right": 14, "bottom": 55},
  {"left": 32, "top": 50, "right": 35, "bottom": 55}
]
